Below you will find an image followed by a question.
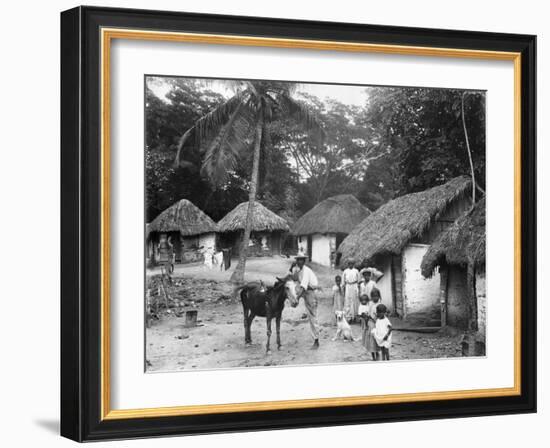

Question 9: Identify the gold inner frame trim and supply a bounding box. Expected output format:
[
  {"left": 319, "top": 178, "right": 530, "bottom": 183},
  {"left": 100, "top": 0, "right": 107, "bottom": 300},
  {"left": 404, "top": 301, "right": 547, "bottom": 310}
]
[{"left": 100, "top": 27, "right": 522, "bottom": 421}]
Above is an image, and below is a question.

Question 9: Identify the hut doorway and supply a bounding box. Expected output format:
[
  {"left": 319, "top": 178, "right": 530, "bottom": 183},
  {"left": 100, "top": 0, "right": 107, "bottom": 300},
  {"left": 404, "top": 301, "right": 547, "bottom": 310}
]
[
  {"left": 402, "top": 244, "right": 441, "bottom": 325},
  {"left": 306, "top": 235, "right": 312, "bottom": 261},
  {"left": 334, "top": 233, "right": 346, "bottom": 268},
  {"left": 172, "top": 233, "right": 182, "bottom": 263}
]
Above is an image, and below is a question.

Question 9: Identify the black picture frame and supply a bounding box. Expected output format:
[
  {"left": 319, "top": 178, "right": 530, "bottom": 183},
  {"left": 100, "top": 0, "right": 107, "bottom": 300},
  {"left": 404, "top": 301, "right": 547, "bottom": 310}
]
[{"left": 61, "top": 5, "right": 536, "bottom": 442}]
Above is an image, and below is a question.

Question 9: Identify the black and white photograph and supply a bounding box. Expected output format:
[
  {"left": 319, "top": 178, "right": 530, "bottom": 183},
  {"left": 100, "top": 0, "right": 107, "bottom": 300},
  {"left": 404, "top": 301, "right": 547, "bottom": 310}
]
[{"left": 144, "top": 76, "right": 487, "bottom": 372}]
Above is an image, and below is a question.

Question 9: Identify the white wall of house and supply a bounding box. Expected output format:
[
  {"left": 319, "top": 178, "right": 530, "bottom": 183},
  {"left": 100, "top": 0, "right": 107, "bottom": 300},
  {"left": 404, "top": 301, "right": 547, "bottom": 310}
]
[
  {"left": 297, "top": 235, "right": 308, "bottom": 256},
  {"left": 402, "top": 244, "right": 441, "bottom": 319},
  {"left": 476, "top": 269, "right": 487, "bottom": 336},
  {"left": 375, "top": 257, "right": 394, "bottom": 312},
  {"left": 198, "top": 232, "right": 217, "bottom": 251},
  {"left": 311, "top": 233, "right": 335, "bottom": 266}
]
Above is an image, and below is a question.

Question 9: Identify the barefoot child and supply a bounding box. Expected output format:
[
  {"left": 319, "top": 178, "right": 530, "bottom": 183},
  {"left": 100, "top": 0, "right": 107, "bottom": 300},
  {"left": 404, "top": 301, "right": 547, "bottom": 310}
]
[
  {"left": 372, "top": 303, "right": 393, "bottom": 361},
  {"left": 365, "top": 288, "right": 382, "bottom": 360},
  {"left": 358, "top": 294, "right": 370, "bottom": 350},
  {"left": 332, "top": 275, "right": 344, "bottom": 322}
]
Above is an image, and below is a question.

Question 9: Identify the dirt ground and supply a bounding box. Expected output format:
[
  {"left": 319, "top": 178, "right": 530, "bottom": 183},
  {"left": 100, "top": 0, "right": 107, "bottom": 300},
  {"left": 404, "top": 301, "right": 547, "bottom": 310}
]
[{"left": 146, "top": 257, "right": 464, "bottom": 372}]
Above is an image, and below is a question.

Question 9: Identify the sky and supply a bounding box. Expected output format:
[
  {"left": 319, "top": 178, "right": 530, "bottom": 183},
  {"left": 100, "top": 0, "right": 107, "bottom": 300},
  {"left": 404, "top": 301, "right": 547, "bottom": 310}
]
[{"left": 148, "top": 77, "right": 370, "bottom": 106}]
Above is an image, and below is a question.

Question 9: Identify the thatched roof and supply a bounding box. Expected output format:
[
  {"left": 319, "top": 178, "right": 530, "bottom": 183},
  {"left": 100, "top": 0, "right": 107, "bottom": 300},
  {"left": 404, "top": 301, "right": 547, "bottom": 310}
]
[
  {"left": 148, "top": 199, "right": 218, "bottom": 236},
  {"left": 421, "top": 197, "right": 485, "bottom": 277},
  {"left": 338, "top": 176, "right": 472, "bottom": 265},
  {"left": 217, "top": 201, "right": 290, "bottom": 233},
  {"left": 292, "top": 194, "right": 371, "bottom": 236}
]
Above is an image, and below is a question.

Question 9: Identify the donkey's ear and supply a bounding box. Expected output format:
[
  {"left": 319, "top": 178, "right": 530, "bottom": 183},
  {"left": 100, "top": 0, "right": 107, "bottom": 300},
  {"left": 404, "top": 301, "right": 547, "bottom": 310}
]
[{"left": 275, "top": 276, "right": 282, "bottom": 282}]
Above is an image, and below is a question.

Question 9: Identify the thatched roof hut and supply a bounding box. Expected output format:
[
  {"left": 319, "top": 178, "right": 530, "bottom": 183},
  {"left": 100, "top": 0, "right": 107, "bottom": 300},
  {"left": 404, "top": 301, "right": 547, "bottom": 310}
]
[
  {"left": 217, "top": 201, "right": 290, "bottom": 233},
  {"left": 291, "top": 194, "right": 371, "bottom": 236},
  {"left": 421, "top": 197, "right": 485, "bottom": 278},
  {"left": 338, "top": 176, "right": 472, "bottom": 266},
  {"left": 148, "top": 199, "right": 218, "bottom": 236}
]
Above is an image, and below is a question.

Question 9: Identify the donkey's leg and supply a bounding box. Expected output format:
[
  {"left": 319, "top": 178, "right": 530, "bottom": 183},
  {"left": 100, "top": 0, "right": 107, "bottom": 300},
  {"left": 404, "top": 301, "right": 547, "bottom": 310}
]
[
  {"left": 276, "top": 314, "right": 282, "bottom": 350},
  {"left": 246, "top": 313, "right": 255, "bottom": 345},
  {"left": 243, "top": 305, "right": 254, "bottom": 345},
  {"left": 242, "top": 306, "right": 250, "bottom": 344},
  {"left": 266, "top": 317, "right": 272, "bottom": 355}
]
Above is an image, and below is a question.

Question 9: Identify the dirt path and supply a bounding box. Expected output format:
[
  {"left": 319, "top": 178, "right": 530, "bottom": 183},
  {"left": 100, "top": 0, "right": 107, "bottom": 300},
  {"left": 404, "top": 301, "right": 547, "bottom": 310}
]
[
  {"left": 145, "top": 264, "right": 464, "bottom": 372},
  {"left": 147, "top": 256, "right": 339, "bottom": 286}
]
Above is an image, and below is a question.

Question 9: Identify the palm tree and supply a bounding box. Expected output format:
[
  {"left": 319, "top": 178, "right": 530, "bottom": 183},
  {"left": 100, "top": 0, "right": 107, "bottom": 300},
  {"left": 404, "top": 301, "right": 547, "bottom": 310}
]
[
  {"left": 175, "top": 81, "right": 324, "bottom": 284},
  {"left": 461, "top": 92, "right": 476, "bottom": 205}
]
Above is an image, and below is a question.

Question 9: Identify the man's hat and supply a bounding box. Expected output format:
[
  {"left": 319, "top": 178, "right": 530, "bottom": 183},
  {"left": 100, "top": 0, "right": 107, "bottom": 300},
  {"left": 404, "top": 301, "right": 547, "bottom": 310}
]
[
  {"left": 295, "top": 250, "right": 308, "bottom": 260},
  {"left": 361, "top": 266, "right": 383, "bottom": 278}
]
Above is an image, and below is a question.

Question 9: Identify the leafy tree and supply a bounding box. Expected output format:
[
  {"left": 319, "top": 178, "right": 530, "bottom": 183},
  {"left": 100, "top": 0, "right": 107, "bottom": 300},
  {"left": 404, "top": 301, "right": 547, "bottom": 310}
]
[
  {"left": 357, "top": 87, "right": 486, "bottom": 198},
  {"left": 145, "top": 78, "right": 227, "bottom": 221},
  {"left": 273, "top": 94, "right": 380, "bottom": 211}
]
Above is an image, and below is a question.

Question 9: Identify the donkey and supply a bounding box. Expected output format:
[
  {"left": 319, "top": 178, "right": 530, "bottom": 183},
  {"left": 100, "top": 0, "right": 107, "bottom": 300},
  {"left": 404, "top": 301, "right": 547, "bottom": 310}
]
[{"left": 240, "top": 275, "right": 300, "bottom": 355}]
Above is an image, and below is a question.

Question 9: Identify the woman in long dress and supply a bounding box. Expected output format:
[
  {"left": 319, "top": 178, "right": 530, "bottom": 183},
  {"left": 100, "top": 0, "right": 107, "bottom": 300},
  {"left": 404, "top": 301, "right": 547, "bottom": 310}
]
[{"left": 342, "top": 260, "right": 360, "bottom": 322}]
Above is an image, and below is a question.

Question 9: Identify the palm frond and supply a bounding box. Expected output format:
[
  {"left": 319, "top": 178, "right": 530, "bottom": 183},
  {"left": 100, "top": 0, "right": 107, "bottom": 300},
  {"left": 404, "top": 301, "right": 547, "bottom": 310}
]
[
  {"left": 201, "top": 102, "right": 256, "bottom": 187},
  {"left": 278, "top": 95, "right": 325, "bottom": 142},
  {"left": 174, "top": 91, "right": 249, "bottom": 167}
]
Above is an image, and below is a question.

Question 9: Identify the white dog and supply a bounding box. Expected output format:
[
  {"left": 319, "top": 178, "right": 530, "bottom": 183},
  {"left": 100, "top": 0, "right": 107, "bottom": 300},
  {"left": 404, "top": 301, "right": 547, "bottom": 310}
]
[{"left": 332, "top": 310, "right": 355, "bottom": 341}]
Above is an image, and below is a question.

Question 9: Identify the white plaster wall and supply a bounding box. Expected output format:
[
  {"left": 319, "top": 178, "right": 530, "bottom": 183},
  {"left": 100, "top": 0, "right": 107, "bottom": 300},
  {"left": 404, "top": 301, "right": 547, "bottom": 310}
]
[
  {"left": 374, "top": 258, "right": 394, "bottom": 312},
  {"left": 199, "top": 232, "right": 217, "bottom": 251},
  {"left": 476, "top": 270, "right": 487, "bottom": 336},
  {"left": 402, "top": 244, "right": 441, "bottom": 318},
  {"left": 297, "top": 235, "right": 308, "bottom": 256},
  {"left": 311, "top": 233, "right": 334, "bottom": 266}
]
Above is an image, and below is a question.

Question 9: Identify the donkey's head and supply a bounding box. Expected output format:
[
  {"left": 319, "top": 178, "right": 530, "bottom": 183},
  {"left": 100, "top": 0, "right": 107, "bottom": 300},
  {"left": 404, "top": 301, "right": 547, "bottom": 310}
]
[{"left": 275, "top": 275, "right": 300, "bottom": 308}]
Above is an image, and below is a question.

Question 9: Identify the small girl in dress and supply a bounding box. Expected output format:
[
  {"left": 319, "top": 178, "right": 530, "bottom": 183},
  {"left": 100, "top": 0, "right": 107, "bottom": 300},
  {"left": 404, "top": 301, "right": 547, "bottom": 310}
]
[
  {"left": 332, "top": 275, "right": 345, "bottom": 324},
  {"left": 358, "top": 294, "right": 370, "bottom": 349},
  {"left": 372, "top": 303, "right": 393, "bottom": 361},
  {"left": 365, "top": 288, "right": 381, "bottom": 360}
]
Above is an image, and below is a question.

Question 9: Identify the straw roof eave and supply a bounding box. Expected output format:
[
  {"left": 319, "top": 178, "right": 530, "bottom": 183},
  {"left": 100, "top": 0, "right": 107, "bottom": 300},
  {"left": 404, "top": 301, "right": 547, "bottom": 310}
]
[
  {"left": 338, "top": 176, "right": 473, "bottom": 266},
  {"left": 291, "top": 194, "right": 371, "bottom": 236},
  {"left": 148, "top": 199, "right": 218, "bottom": 236},
  {"left": 217, "top": 201, "right": 290, "bottom": 233},
  {"left": 421, "top": 197, "right": 486, "bottom": 278}
]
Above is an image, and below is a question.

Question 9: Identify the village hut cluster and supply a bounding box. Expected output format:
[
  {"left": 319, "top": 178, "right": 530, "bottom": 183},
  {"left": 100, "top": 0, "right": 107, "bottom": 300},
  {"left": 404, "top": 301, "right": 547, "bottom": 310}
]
[
  {"left": 147, "top": 176, "right": 486, "bottom": 350},
  {"left": 147, "top": 199, "right": 290, "bottom": 266}
]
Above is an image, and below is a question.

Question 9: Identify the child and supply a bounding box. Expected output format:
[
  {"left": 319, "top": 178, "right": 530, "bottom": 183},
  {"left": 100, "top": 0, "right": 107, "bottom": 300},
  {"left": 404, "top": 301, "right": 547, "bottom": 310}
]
[
  {"left": 332, "top": 275, "right": 344, "bottom": 324},
  {"left": 372, "top": 303, "right": 393, "bottom": 361},
  {"left": 358, "top": 294, "right": 370, "bottom": 348},
  {"left": 365, "top": 288, "right": 382, "bottom": 360},
  {"left": 358, "top": 269, "right": 373, "bottom": 298}
]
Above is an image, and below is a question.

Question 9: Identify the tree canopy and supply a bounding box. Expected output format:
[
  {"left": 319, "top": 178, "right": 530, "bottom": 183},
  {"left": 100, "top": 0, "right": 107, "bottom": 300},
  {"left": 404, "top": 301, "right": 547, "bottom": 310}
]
[{"left": 145, "top": 78, "right": 485, "bottom": 224}]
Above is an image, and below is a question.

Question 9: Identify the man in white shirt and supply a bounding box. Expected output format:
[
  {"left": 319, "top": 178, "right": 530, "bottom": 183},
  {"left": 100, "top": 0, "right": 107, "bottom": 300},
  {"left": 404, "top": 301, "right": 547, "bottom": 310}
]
[{"left": 290, "top": 252, "right": 320, "bottom": 349}]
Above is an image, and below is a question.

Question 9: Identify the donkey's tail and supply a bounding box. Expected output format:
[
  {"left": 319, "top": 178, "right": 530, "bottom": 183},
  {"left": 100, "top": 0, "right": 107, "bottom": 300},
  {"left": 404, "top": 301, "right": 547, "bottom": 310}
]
[{"left": 234, "top": 283, "right": 247, "bottom": 302}]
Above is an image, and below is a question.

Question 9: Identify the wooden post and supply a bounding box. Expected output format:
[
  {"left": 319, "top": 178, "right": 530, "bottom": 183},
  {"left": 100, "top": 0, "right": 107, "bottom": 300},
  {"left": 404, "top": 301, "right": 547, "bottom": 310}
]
[
  {"left": 145, "top": 289, "right": 151, "bottom": 328},
  {"left": 390, "top": 257, "right": 397, "bottom": 316},
  {"left": 466, "top": 263, "right": 478, "bottom": 331},
  {"left": 440, "top": 265, "right": 449, "bottom": 327}
]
